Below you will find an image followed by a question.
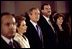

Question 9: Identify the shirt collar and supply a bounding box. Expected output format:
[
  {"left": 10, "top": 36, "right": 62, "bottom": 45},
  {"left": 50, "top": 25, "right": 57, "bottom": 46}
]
[
  {"left": 1, "top": 35, "right": 13, "bottom": 44},
  {"left": 30, "top": 20, "right": 37, "bottom": 28},
  {"left": 43, "top": 15, "right": 50, "bottom": 21}
]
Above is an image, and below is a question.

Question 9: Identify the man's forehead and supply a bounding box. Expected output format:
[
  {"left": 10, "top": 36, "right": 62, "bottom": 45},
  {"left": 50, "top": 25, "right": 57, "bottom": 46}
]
[
  {"left": 33, "top": 9, "right": 40, "bottom": 13},
  {"left": 2, "top": 15, "right": 13, "bottom": 19},
  {"left": 2, "top": 15, "right": 16, "bottom": 23},
  {"left": 44, "top": 5, "right": 51, "bottom": 8}
]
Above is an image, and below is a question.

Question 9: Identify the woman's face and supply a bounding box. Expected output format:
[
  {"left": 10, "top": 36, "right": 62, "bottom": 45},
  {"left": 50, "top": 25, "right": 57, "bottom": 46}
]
[
  {"left": 57, "top": 16, "right": 63, "bottom": 25},
  {"left": 18, "top": 20, "right": 27, "bottom": 34}
]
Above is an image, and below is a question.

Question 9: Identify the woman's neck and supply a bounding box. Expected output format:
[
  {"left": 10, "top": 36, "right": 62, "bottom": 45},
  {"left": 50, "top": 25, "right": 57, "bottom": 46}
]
[
  {"left": 57, "top": 23, "right": 63, "bottom": 31},
  {"left": 18, "top": 31, "right": 23, "bottom": 36},
  {"left": 58, "top": 25, "right": 63, "bottom": 31}
]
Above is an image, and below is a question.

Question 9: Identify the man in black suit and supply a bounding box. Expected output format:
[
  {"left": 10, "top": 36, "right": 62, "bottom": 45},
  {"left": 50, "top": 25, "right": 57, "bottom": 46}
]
[
  {"left": 1, "top": 12, "right": 21, "bottom": 48},
  {"left": 38, "top": 4, "right": 57, "bottom": 48},
  {"left": 25, "top": 8, "right": 44, "bottom": 48}
]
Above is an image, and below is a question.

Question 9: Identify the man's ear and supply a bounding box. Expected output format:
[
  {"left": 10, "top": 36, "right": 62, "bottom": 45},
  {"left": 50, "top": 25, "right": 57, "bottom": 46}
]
[
  {"left": 29, "top": 14, "right": 31, "bottom": 17},
  {"left": 29, "top": 13, "right": 32, "bottom": 18}
]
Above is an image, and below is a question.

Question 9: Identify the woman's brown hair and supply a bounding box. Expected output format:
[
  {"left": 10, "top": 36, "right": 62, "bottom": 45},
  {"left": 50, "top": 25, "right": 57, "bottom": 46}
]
[{"left": 15, "top": 15, "right": 26, "bottom": 27}]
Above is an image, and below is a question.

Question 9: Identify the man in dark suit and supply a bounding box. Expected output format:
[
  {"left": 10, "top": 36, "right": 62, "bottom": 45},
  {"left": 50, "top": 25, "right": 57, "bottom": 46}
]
[
  {"left": 1, "top": 12, "right": 21, "bottom": 48},
  {"left": 38, "top": 4, "right": 57, "bottom": 48},
  {"left": 25, "top": 8, "right": 44, "bottom": 48}
]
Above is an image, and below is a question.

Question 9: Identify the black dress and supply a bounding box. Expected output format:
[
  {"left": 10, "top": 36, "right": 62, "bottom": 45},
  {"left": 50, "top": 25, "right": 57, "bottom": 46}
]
[{"left": 53, "top": 24, "right": 71, "bottom": 48}]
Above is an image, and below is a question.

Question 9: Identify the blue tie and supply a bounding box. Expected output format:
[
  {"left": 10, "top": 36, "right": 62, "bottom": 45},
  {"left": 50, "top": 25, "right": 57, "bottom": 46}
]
[
  {"left": 36, "top": 25, "right": 43, "bottom": 41},
  {"left": 36, "top": 25, "right": 44, "bottom": 48}
]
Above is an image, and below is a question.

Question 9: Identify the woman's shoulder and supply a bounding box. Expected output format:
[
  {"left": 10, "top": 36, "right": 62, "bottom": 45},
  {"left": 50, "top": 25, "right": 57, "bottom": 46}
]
[
  {"left": 14, "top": 33, "right": 22, "bottom": 40},
  {"left": 15, "top": 33, "right": 21, "bottom": 37}
]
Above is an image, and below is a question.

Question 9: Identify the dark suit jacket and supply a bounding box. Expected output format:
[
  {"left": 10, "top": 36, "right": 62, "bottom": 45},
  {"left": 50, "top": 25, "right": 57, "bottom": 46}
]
[
  {"left": 38, "top": 15, "right": 57, "bottom": 48},
  {"left": 25, "top": 21, "right": 43, "bottom": 48},
  {"left": 0, "top": 37, "right": 21, "bottom": 48}
]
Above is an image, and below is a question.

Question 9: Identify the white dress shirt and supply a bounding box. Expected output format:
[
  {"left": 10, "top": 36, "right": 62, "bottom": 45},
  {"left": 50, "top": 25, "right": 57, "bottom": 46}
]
[
  {"left": 1, "top": 35, "right": 15, "bottom": 48},
  {"left": 1, "top": 35, "right": 13, "bottom": 45},
  {"left": 30, "top": 20, "right": 37, "bottom": 30}
]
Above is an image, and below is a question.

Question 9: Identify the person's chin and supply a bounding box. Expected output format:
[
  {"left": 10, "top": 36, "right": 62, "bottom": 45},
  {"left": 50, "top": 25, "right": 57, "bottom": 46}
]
[
  {"left": 12, "top": 33, "right": 15, "bottom": 38},
  {"left": 60, "top": 23, "right": 62, "bottom": 25},
  {"left": 37, "top": 19, "right": 39, "bottom": 22},
  {"left": 8, "top": 35, "right": 14, "bottom": 39},
  {"left": 24, "top": 31, "right": 26, "bottom": 33}
]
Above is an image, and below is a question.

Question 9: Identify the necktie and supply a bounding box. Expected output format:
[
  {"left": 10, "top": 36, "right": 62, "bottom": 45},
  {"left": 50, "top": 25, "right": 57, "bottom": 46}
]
[
  {"left": 48, "top": 20, "right": 55, "bottom": 33},
  {"left": 36, "top": 25, "right": 43, "bottom": 42},
  {"left": 9, "top": 41, "right": 13, "bottom": 48},
  {"left": 36, "top": 25, "right": 44, "bottom": 48}
]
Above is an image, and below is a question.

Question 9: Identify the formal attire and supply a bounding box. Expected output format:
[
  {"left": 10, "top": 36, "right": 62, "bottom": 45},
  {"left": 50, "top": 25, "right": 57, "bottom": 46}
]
[
  {"left": 1, "top": 35, "right": 21, "bottom": 48},
  {"left": 38, "top": 15, "right": 57, "bottom": 48},
  {"left": 14, "top": 33, "right": 30, "bottom": 48},
  {"left": 53, "top": 24, "right": 71, "bottom": 48},
  {"left": 25, "top": 20, "right": 44, "bottom": 48}
]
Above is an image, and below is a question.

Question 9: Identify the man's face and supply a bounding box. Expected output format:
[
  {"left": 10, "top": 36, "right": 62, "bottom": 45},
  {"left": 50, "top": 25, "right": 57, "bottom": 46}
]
[
  {"left": 30, "top": 9, "right": 40, "bottom": 23},
  {"left": 42, "top": 5, "right": 51, "bottom": 17},
  {"left": 1, "top": 15, "right": 16, "bottom": 39}
]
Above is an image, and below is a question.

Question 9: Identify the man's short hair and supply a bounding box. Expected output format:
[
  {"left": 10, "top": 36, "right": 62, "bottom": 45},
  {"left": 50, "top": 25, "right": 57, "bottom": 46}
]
[
  {"left": 28, "top": 7, "right": 38, "bottom": 15},
  {"left": 1, "top": 12, "right": 15, "bottom": 24},
  {"left": 41, "top": 3, "right": 50, "bottom": 10},
  {"left": 1, "top": 12, "right": 11, "bottom": 18}
]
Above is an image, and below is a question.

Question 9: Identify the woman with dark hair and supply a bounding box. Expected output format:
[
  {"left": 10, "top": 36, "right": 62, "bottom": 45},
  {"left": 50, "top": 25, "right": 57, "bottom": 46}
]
[
  {"left": 14, "top": 15, "right": 30, "bottom": 48},
  {"left": 53, "top": 13, "right": 70, "bottom": 48}
]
